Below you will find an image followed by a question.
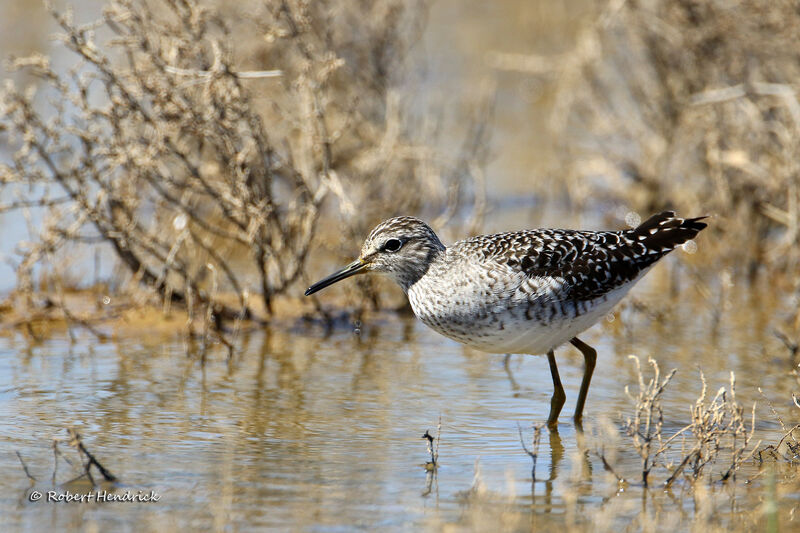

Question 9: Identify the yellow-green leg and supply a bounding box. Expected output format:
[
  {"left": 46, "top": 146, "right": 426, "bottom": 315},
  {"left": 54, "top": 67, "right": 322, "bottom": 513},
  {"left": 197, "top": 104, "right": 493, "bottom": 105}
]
[
  {"left": 570, "top": 337, "right": 597, "bottom": 427},
  {"left": 546, "top": 350, "right": 566, "bottom": 429}
]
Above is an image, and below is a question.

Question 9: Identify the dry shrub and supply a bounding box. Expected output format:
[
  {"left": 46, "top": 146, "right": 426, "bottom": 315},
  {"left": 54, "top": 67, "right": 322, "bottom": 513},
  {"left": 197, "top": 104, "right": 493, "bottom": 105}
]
[
  {"left": 668, "top": 369, "right": 757, "bottom": 485},
  {"left": 498, "top": 0, "right": 800, "bottom": 278},
  {"left": 608, "top": 356, "right": 758, "bottom": 487},
  {"left": 757, "top": 384, "right": 800, "bottom": 463},
  {"left": 621, "top": 355, "right": 676, "bottom": 486},
  {"left": 0, "top": 0, "right": 489, "bottom": 323}
]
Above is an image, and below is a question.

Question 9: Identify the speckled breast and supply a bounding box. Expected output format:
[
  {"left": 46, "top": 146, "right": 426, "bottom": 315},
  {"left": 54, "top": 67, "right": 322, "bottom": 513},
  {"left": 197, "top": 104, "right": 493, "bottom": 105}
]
[{"left": 406, "top": 260, "right": 635, "bottom": 355}]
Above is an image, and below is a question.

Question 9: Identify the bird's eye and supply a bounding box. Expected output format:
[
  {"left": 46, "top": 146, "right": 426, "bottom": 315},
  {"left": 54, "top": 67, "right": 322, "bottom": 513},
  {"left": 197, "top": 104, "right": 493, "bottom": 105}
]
[{"left": 382, "top": 238, "right": 403, "bottom": 253}]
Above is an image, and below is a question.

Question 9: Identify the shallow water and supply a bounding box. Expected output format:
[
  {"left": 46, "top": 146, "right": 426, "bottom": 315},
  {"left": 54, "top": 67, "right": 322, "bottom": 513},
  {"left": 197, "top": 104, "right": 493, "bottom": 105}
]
[{"left": 1, "top": 266, "right": 798, "bottom": 531}]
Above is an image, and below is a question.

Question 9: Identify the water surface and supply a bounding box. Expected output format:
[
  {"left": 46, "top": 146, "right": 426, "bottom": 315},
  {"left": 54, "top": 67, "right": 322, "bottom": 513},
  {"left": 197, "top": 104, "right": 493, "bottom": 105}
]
[{"left": 1, "top": 267, "right": 798, "bottom": 531}]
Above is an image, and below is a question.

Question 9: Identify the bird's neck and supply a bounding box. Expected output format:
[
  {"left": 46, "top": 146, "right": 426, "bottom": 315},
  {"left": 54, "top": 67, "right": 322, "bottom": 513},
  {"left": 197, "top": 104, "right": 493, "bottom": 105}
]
[{"left": 396, "top": 245, "right": 446, "bottom": 293}]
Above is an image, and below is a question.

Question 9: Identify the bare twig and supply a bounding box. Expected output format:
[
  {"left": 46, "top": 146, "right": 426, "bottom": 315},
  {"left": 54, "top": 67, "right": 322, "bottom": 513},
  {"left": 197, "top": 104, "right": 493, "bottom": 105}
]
[
  {"left": 517, "top": 422, "right": 544, "bottom": 482},
  {"left": 16, "top": 451, "right": 37, "bottom": 483},
  {"left": 67, "top": 428, "right": 117, "bottom": 483},
  {"left": 163, "top": 65, "right": 283, "bottom": 79}
]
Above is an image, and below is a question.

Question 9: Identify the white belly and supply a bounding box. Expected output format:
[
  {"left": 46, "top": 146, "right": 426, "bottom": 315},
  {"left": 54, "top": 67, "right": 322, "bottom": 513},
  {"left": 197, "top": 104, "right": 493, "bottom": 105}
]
[
  {"left": 408, "top": 272, "right": 644, "bottom": 355},
  {"left": 469, "top": 287, "right": 628, "bottom": 354}
]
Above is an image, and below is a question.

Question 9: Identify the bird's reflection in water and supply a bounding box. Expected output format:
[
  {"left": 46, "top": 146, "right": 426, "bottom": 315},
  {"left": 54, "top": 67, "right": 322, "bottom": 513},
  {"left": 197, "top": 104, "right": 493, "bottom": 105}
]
[
  {"left": 520, "top": 424, "right": 597, "bottom": 519},
  {"left": 530, "top": 427, "right": 564, "bottom": 512},
  {"left": 503, "top": 351, "right": 595, "bottom": 512},
  {"left": 503, "top": 353, "right": 522, "bottom": 393}
]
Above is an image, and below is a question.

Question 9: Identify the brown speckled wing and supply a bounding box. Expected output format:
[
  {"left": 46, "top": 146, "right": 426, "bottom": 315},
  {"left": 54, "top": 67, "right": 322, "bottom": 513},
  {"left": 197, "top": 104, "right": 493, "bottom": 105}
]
[{"left": 460, "top": 211, "right": 707, "bottom": 301}]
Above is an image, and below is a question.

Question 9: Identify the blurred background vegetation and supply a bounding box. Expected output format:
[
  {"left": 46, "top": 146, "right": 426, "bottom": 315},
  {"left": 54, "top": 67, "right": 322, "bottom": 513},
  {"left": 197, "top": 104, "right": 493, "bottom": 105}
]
[{"left": 0, "top": 0, "right": 798, "bottom": 331}]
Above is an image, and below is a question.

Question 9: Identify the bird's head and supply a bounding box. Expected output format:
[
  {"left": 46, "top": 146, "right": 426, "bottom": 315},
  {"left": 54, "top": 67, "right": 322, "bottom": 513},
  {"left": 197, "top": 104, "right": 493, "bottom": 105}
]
[{"left": 304, "top": 216, "right": 445, "bottom": 295}]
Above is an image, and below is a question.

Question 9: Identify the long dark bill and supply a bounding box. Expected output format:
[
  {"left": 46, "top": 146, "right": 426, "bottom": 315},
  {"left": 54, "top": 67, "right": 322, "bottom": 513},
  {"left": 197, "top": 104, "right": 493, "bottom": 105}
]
[{"left": 304, "top": 260, "right": 367, "bottom": 296}]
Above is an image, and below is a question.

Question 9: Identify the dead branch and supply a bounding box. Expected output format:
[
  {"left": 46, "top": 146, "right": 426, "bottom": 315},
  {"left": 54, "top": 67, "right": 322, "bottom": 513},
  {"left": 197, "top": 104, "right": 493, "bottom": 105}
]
[{"left": 67, "top": 428, "right": 118, "bottom": 483}]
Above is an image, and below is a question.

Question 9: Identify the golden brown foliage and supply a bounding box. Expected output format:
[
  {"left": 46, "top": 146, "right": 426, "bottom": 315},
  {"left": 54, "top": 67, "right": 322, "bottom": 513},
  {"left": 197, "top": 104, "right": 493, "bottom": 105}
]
[
  {"left": 0, "top": 0, "right": 488, "bottom": 321},
  {"left": 548, "top": 0, "right": 800, "bottom": 276}
]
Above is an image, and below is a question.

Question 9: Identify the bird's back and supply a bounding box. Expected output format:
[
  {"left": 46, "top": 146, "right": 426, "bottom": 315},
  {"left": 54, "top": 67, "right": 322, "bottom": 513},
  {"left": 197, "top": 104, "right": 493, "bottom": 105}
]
[{"left": 408, "top": 211, "right": 706, "bottom": 354}]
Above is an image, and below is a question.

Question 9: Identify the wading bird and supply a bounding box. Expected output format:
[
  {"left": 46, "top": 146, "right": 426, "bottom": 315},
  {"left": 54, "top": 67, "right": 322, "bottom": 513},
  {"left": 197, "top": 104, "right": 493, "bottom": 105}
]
[{"left": 305, "top": 212, "right": 707, "bottom": 429}]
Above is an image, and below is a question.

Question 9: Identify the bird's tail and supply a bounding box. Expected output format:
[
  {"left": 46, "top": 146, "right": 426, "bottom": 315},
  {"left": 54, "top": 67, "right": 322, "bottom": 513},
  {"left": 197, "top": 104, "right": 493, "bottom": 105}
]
[{"left": 630, "top": 211, "right": 708, "bottom": 252}]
